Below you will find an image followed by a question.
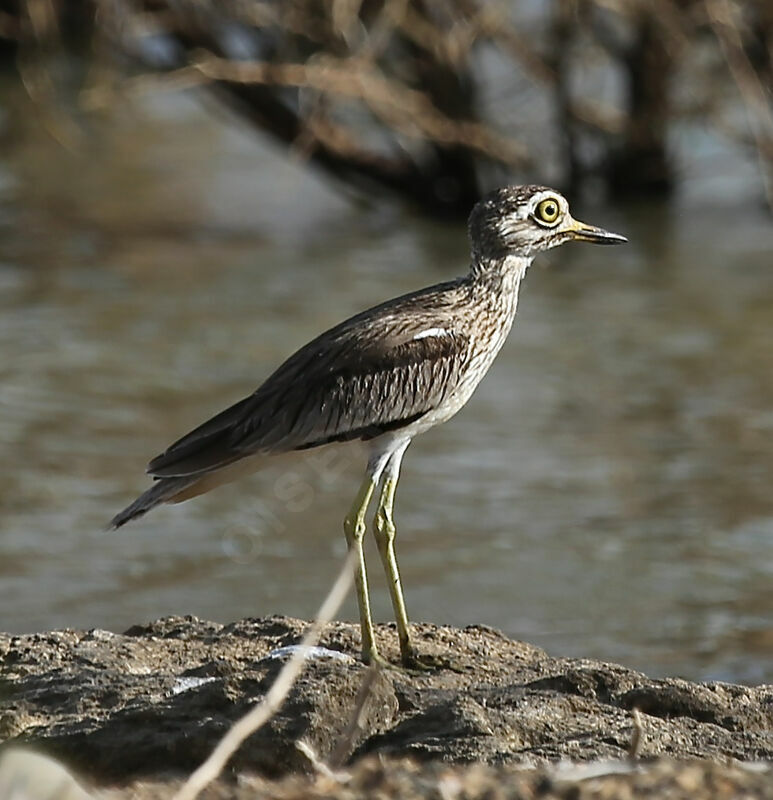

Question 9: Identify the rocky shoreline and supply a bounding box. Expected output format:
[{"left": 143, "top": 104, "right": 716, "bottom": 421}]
[{"left": 2, "top": 615, "right": 772, "bottom": 797}]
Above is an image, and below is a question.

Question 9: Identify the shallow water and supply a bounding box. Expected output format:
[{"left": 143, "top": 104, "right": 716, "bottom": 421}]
[{"left": 2, "top": 83, "right": 773, "bottom": 684}]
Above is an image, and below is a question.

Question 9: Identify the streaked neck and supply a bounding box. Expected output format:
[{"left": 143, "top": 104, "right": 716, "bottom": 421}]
[{"left": 469, "top": 253, "right": 533, "bottom": 281}]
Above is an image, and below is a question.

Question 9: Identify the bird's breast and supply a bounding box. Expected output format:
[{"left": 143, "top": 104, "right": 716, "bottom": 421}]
[{"left": 417, "top": 275, "right": 523, "bottom": 431}]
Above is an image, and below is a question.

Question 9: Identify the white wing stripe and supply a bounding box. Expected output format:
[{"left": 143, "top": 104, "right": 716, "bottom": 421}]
[{"left": 412, "top": 327, "right": 451, "bottom": 341}]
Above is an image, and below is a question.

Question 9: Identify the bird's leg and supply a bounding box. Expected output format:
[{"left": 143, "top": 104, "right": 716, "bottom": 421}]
[
  {"left": 343, "top": 475, "right": 380, "bottom": 664},
  {"left": 371, "top": 442, "right": 436, "bottom": 670},
  {"left": 373, "top": 444, "right": 461, "bottom": 673},
  {"left": 372, "top": 471, "right": 418, "bottom": 666}
]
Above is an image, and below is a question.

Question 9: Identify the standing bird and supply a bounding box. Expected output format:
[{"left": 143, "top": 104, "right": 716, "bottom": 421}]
[{"left": 110, "top": 185, "right": 626, "bottom": 668}]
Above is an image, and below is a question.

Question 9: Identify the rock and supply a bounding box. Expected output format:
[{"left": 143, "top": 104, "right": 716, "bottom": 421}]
[
  {"left": 0, "top": 748, "right": 94, "bottom": 800},
  {"left": 2, "top": 615, "right": 773, "bottom": 792}
]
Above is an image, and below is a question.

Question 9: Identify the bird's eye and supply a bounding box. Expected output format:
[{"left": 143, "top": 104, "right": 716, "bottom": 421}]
[{"left": 536, "top": 198, "right": 561, "bottom": 225}]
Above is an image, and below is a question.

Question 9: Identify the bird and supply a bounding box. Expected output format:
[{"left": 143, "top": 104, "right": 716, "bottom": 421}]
[{"left": 110, "top": 185, "right": 626, "bottom": 669}]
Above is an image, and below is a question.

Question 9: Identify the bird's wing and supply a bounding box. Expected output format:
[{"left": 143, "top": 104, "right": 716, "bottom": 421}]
[{"left": 147, "top": 286, "right": 472, "bottom": 478}]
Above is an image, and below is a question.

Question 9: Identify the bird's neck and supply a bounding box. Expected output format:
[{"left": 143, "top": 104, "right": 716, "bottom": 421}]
[
  {"left": 468, "top": 255, "right": 533, "bottom": 311},
  {"left": 458, "top": 253, "right": 531, "bottom": 371},
  {"left": 467, "top": 253, "right": 532, "bottom": 325},
  {"left": 469, "top": 253, "right": 533, "bottom": 283}
]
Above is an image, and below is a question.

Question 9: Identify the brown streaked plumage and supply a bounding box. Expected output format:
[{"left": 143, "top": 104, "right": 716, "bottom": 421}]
[{"left": 110, "top": 185, "right": 626, "bottom": 668}]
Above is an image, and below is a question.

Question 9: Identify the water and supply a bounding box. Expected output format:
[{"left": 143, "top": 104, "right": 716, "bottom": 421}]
[{"left": 2, "top": 83, "right": 773, "bottom": 685}]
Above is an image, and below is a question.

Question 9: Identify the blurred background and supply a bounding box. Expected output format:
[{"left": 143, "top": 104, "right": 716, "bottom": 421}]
[{"left": 1, "top": 0, "right": 772, "bottom": 683}]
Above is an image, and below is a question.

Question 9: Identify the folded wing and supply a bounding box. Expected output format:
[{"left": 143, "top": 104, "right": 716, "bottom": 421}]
[{"left": 147, "top": 303, "right": 470, "bottom": 479}]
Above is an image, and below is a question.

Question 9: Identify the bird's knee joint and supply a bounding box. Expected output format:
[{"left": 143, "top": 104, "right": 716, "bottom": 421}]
[
  {"left": 344, "top": 514, "right": 367, "bottom": 541},
  {"left": 374, "top": 511, "right": 395, "bottom": 541}
]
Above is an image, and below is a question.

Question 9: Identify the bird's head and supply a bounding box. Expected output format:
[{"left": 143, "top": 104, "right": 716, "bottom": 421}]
[{"left": 468, "top": 185, "right": 627, "bottom": 262}]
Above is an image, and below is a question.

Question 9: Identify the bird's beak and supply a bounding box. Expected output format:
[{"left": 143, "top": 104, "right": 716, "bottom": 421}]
[{"left": 566, "top": 217, "right": 627, "bottom": 245}]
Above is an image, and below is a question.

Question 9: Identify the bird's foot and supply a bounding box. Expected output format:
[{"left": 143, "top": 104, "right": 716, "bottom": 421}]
[
  {"left": 362, "top": 647, "right": 464, "bottom": 674},
  {"left": 362, "top": 648, "right": 401, "bottom": 672},
  {"left": 400, "top": 650, "right": 464, "bottom": 674}
]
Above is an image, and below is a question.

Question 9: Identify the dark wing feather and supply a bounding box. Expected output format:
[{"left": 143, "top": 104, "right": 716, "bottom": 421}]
[
  {"left": 147, "top": 279, "right": 471, "bottom": 478},
  {"left": 145, "top": 395, "right": 255, "bottom": 475},
  {"left": 236, "top": 330, "right": 469, "bottom": 452}
]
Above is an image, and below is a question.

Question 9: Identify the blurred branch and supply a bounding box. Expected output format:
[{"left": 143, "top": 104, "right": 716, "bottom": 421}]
[
  {"left": 0, "top": 10, "right": 21, "bottom": 39},
  {"left": 5, "top": 0, "right": 773, "bottom": 212},
  {"left": 15, "top": 0, "right": 85, "bottom": 149},
  {"left": 706, "top": 0, "right": 773, "bottom": 207},
  {"left": 191, "top": 55, "right": 529, "bottom": 164},
  {"left": 481, "top": 3, "right": 624, "bottom": 136}
]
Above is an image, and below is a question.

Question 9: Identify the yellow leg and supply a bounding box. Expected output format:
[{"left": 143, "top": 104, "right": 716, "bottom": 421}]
[
  {"left": 372, "top": 475, "right": 416, "bottom": 665},
  {"left": 343, "top": 475, "right": 379, "bottom": 663}
]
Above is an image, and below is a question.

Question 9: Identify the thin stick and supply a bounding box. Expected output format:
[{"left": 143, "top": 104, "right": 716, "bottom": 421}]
[
  {"left": 172, "top": 551, "right": 355, "bottom": 800},
  {"left": 294, "top": 739, "right": 348, "bottom": 782},
  {"left": 628, "top": 707, "right": 643, "bottom": 760},
  {"left": 328, "top": 664, "right": 381, "bottom": 768}
]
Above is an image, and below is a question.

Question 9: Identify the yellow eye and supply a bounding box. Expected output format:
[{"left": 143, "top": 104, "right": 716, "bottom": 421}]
[{"left": 536, "top": 198, "right": 561, "bottom": 225}]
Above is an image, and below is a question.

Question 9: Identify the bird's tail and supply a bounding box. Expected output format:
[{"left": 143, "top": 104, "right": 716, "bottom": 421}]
[{"left": 109, "top": 476, "right": 198, "bottom": 529}]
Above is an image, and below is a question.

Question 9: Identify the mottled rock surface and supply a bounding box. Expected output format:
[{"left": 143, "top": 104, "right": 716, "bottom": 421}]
[{"left": 1, "top": 615, "right": 772, "bottom": 797}]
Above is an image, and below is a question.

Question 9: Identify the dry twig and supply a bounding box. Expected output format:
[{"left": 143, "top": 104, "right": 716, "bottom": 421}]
[
  {"left": 328, "top": 664, "right": 382, "bottom": 769},
  {"left": 172, "top": 551, "right": 355, "bottom": 800},
  {"left": 629, "top": 707, "right": 644, "bottom": 760}
]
